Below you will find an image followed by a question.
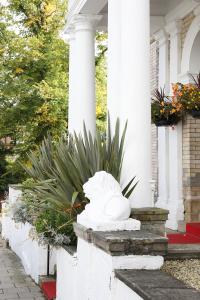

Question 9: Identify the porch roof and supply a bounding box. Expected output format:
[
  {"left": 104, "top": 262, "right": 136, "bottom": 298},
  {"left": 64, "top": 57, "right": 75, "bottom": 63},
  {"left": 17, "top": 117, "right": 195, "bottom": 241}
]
[{"left": 67, "top": 0, "right": 200, "bottom": 35}]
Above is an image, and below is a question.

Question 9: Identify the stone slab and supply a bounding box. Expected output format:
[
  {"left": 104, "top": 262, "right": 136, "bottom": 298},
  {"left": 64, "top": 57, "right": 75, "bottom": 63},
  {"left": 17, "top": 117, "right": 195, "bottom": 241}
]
[
  {"left": 115, "top": 269, "right": 200, "bottom": 300},
  {"left": 92, "top": 230, "right": 168, "bottom": 256},
  {"left": 74, "top": 223, "right": 168, "bottom": 256}
]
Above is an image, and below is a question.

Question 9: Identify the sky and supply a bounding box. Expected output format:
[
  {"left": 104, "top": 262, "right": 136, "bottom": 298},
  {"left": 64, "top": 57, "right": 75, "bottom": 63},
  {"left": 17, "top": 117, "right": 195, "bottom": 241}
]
[{"left": 1, "top": 0, "right": 8, "bottom": 6}]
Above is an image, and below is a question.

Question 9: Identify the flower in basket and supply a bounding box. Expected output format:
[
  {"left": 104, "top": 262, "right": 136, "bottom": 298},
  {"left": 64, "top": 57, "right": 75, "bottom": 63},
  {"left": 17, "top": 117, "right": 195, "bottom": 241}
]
[
  {"left": 151, "top": 88, "right": 182, "bottom": 126},
  {"left": 172, "top": 73, "right": 200, "bottom": 118}
]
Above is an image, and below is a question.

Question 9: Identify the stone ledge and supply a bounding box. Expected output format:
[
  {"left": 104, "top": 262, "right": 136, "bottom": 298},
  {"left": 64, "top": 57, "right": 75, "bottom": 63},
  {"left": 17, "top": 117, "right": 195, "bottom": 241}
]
[
  {"left": 74, "top": 223, "right": 168, "bottom": 256},
  {"left": 62, "top": 245, "right": 77, "bottom": 256},
  {"left": 115, "top": 270, "right": 200, "bottom": 300},
  {"left": 73, "top": 223, "right": 93, "bottom": 243}
]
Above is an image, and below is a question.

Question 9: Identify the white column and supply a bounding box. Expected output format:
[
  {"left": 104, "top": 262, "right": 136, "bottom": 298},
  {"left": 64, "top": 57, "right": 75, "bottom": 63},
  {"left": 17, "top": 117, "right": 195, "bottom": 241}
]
[
  {"left": 107, "top": 0, "right": 122, "bottom": 131},
  {"left": 67, "top": 27, "right": 77, "bottom": 135},
  {"left": 166, "top": 20, "right": 182, "bottom": 86},
  {"left": 69, "top": 15, "right": 100, "bottom": 137},
  {"left": 68, "top": 0, "right": 74, "bottom": 11},
  {"left": 165, "top": 21, "right": 184, "bottom": 229},
  {"left": 154, "top": 30, "right": 170, "bottom": 209},
  {"left": 154, "top": 29, "right": 169, "bottom": 90},
  {"left": 120, "top": 0, "right": 151, "bottom": 207},
  {"left": 157, "top": 127, "right": 169, "bottom": 208}
]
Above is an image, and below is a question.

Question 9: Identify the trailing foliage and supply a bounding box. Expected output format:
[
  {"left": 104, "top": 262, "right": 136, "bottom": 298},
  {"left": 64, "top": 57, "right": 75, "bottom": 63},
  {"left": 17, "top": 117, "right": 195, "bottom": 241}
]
[{"left": 11, "top": 186, "right": 76, "bottom": 246}]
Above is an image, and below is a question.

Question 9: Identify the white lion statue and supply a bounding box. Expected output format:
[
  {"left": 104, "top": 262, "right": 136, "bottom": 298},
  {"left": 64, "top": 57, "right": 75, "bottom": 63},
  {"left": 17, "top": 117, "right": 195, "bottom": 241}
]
[{"left": 79, "top": 171, "right": 131, "bottom": 222}]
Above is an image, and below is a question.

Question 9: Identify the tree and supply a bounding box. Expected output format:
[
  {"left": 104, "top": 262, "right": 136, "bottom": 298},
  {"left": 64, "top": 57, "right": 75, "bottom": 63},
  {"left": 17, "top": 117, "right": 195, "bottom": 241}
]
[
  {"left": 96, "top": 32, "right": 107, "bottom": 132},
  {"left": 0, "top": 0, "right": 68, "bottom": 157}
]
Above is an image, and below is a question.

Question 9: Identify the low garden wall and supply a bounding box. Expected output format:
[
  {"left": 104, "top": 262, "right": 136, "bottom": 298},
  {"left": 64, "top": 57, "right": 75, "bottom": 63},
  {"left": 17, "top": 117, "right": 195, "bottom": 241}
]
[
  {"left": 2, "top": 187, "right": 168, "bottom": 299},
  {"left": 1, "top": 187, "right": 56, "bottom": 284},
  {"left": 56, "top": 222, "right": 166, "bottom": 300}
]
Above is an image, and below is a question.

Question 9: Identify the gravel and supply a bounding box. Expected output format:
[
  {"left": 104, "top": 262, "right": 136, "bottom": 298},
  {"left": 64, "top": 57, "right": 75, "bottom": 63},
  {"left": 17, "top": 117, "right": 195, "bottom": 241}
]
[{"left": 162, "top": 259, "right": 200, "bottom": 290}]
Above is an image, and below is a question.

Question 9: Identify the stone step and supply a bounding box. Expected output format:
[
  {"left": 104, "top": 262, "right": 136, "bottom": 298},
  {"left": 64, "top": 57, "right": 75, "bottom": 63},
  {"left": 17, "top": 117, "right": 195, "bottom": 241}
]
[
  {"left": 115, "top": 269, "right": 200, "bottom": 300},
  {"left": 186, "top": 222, "right": 200, "bottom": 236},
  {"left": 166, "top": 244, "right": 200, "bottom": 260}
]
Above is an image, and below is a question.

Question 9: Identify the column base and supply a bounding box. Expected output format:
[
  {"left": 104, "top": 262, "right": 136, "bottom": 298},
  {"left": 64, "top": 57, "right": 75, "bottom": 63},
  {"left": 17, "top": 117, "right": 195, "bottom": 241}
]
[{"left": 166, "top": 201, "right": 184, "bottom": 230}]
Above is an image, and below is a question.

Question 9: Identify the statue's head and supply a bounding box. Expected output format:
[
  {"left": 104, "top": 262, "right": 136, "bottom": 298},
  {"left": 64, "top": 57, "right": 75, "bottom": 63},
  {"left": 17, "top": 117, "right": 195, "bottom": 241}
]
[{"left": 83, "top": 171, "right": 122, "bottom": 203}]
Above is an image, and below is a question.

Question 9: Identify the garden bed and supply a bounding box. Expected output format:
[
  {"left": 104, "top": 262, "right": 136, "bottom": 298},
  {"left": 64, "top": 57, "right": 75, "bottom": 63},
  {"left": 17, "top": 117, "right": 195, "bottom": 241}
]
[{"left": 162, "top": 259, "right": 200, "bottom": 290}]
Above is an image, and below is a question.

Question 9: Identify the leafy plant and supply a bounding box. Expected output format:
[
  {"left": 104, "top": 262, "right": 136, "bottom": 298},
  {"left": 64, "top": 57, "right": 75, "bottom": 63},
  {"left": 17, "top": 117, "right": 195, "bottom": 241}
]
[
  {"left": 33, "top": 209, "right": 75, "bottom": 247},
  {"left": 11, "top": 187, "right": 76, "bottom": 246}
]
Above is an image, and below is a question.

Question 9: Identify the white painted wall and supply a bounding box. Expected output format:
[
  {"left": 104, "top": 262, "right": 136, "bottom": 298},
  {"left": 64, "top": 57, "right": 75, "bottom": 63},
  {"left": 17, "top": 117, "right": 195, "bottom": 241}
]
[
  {"left": 1, "top": 187, "right": 56, "bottom": 283},
  {"left": 56, "top": 248, "right": 78, "bottom": 300},
  {"left": 56, "top": 236, "right": 163, "bottom": 300}
]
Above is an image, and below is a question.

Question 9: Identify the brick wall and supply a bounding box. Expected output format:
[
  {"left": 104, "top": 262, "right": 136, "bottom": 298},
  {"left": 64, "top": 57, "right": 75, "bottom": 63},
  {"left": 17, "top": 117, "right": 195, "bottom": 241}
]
[
  {"left": 150, "top": 40, "right": 159, "bottom": 185},
  {"left": 181, "top": 12, "right": 200, "bottom": 222},
  {"left": 183, "top": 115, "right": 200, "bottom": 222}
]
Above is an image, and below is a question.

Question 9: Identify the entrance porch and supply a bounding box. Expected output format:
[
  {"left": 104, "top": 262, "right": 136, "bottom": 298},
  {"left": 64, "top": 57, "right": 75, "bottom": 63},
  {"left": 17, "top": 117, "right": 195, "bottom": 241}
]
[{"left": 66, "top": 0, "right": 200, "bottom": 230}]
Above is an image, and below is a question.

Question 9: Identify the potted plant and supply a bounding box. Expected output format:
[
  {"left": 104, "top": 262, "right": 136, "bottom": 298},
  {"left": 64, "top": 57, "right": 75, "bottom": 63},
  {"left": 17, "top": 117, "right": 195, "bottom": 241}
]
[
  {"left": 172, "top": 73, "right": 200, "bottom": 118},
  {"left": 151, "top": 88, "right": 182, "bottom": 127}
]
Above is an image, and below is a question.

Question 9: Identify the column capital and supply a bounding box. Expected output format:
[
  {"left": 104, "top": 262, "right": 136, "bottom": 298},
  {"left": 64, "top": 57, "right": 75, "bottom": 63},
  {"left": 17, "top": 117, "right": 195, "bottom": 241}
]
[
  {"left": 154, "top": 29, "right": 169, "bottom": 47},
  {"left": 66, "top": 25, "right": 76, "bottom": 42},
  {"left": 165, "top": 20, "right": 182, "bottom": 37},
  {"left": 72, "top": 14, "right": 102, "bottom": 32}
]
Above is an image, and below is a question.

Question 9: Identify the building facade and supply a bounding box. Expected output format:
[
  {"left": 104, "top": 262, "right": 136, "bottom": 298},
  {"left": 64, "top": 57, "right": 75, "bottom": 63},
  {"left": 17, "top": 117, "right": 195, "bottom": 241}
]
[{"left": 66, "top": 0, "right": 200, "bottom": 230}]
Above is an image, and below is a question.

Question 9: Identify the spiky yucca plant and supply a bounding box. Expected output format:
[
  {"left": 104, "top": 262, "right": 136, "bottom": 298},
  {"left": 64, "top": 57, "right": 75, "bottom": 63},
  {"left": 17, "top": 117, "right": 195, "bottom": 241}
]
[{"left": 22, "top": 118, "right": 138, "bottom": 212}]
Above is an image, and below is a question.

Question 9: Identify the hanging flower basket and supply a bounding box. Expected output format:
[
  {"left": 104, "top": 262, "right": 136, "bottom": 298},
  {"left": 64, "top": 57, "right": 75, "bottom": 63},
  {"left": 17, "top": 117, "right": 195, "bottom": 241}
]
[
  {"left": 172, "top": 73, "right": 200, "bottom": 119},
  {"left": 189, "top": 110, "right": 200, "bottom": 118},
  {"left": 151, "top": 88, "right": 182, "bottom": 127}
]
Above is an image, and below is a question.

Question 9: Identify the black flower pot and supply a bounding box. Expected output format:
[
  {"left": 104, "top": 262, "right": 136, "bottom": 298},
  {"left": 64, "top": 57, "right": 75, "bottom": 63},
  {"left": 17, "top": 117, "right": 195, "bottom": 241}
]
[
  {"left": 155, "top": 119, "right": 171, "bottom": 127},
  {"left": 189, "top": 110, "right": 200, "bottom": 118},
  {"left": 155, "top": 115, "right": 180, "bottom": 127}
]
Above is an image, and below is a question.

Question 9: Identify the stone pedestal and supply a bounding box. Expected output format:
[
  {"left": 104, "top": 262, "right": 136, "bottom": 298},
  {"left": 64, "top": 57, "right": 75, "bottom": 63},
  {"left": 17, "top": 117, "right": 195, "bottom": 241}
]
[{"left": 131, "top": 207, "right": 169, "bottom": 236}]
